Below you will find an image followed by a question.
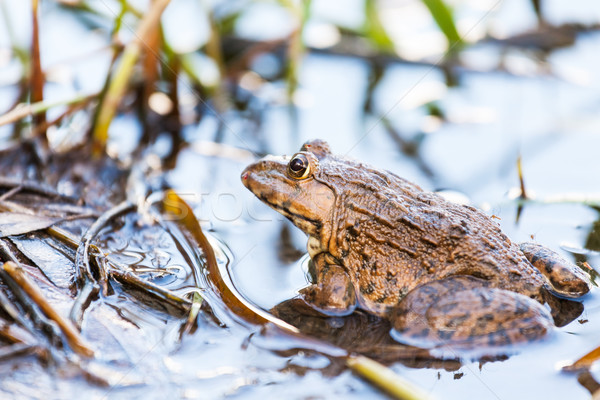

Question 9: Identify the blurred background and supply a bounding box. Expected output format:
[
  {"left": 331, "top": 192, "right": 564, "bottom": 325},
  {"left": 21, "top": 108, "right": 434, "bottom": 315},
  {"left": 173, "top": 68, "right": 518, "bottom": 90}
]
[
  {"left": 1, "top": 0, "right": 599, "bottom": 197},
  {"left": 1, "top": 0, "right": 600, "bottom": 398}
]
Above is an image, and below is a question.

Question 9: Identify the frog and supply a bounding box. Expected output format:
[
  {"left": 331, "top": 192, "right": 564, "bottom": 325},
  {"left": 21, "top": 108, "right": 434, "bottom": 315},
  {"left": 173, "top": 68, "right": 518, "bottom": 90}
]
[{"left": 241, "top": 139, "right": 590, "bottom": 348}]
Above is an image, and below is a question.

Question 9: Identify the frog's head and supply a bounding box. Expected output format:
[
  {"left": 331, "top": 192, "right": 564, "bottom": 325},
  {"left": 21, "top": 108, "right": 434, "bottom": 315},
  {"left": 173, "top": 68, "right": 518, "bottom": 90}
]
[{"left": 241, "top": 140, "right": 336, "bottom": 240}]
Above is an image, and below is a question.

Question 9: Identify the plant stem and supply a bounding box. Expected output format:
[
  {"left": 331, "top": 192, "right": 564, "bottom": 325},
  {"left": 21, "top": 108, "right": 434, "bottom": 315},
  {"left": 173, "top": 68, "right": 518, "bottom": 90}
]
[
  {"left": 92, "top": 0, "right": 171, "bottom": 154},
  {"left": 347, "top": 355, "right": 432, "bottom": 400},
  {"left": 0, "top": 94, "right": 96, "bottom": 127}
]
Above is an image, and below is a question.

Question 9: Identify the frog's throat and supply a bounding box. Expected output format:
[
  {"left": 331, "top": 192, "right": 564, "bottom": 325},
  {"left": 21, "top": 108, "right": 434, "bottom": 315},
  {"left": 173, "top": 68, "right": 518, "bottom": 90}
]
[
  {"left": 312, "top": 174, "right": 341, "bottom": 260},
  {"left": 307, "top": 235, "right": 325, "bottom": 258}
]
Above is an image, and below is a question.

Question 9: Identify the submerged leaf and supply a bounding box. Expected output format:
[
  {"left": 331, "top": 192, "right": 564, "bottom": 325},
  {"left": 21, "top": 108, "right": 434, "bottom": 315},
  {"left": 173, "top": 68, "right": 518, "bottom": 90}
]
[{"left": 0, "top": 213, "right": 60, "bottom": 237}]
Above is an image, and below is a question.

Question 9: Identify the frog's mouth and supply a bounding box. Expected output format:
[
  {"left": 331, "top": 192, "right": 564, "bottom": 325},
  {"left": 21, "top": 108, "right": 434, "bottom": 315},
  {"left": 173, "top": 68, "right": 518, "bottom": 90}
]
[
  {"left": 241, "top": 158, "right": 333, "bottom": 240},
  {"left": 242, "top": 172, "right": 322, "bottom": 236}
]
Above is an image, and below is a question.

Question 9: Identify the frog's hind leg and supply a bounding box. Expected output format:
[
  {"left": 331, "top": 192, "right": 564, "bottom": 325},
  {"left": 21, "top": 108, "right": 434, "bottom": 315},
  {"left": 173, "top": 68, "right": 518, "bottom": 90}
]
[
  {"left": 390, "top": 276, "right": 554, "bottom": 349},
  {"left": 519, "top": 242, "right": 590, "bottom": 299}
]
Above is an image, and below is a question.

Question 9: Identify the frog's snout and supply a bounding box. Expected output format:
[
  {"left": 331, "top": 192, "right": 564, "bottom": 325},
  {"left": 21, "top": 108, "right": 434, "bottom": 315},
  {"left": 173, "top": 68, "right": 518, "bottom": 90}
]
[
  {"left": 240, "top": 161, "right": 270, "bottom": 194},
  {"left": 240, "top": 162, "right": 260, "bottom": 189},
  {"left": 241, "top": 170, "right": 250, "bottom": 187},
  {"left": 241, "top": 156, "right": 290, "bottom": 190}
]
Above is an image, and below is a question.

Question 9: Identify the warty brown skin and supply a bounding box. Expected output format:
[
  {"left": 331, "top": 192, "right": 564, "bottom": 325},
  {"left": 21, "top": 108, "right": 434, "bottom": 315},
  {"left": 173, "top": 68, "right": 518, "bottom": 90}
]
[{"left": 242, "top": 140, "right": 590, "bottom": 347}]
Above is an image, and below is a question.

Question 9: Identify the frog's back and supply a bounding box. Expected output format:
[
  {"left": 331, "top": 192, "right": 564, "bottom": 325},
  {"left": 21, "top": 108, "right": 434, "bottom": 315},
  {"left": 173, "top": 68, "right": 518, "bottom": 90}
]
[{"left": 318, "top": 158, "right": 545, "bottom": 315}]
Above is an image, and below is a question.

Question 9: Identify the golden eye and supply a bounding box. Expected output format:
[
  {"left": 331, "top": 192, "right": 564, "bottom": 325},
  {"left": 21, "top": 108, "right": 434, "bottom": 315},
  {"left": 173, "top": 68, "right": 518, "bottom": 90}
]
[{"left": 287, "top": 153, "right": 311, "bottom": 179}]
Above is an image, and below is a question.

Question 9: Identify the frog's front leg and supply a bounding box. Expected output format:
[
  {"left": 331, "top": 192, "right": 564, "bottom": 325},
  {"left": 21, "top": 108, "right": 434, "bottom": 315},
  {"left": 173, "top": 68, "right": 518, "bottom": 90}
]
[
  {"left": 519, "top": 242, "right": 590, "bottom": 298},
  {"left": 297, "top": 253, "right": 357, "bottom": 317},
  {"left": 390, "top": 276, "right": 554, "bottom": 348}
]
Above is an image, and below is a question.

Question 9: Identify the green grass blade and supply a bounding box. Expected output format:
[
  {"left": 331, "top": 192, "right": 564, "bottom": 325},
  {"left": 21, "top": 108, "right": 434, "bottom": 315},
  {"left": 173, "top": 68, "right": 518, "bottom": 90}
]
[
  {"left": 421, "top": 0, "right": 463, "bottom": 47},
  {"left": 364, "top": 0, "right": 395, "bottom": 52},
  {"left": 92, "top": 0, "right": 171, "bottom": 155}
]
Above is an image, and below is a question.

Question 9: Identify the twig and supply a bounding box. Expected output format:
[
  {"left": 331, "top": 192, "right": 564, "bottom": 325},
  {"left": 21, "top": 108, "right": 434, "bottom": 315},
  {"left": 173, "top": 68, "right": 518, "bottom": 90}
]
[
  {"left": 70, "top": 201, "right": 134, "bottom": 327},
  {"left": 0, "top": 343, "right": 41, "bottom": 362},
  {"left": 0, "top": 176, "right": 78, "bottom": 201},
  {"left": 0, "top": 94, "right": 97, "bottom": 127},
  {"left": 0, "top": 320, "right": 37, "bottom": 345},
  {"left": 0, "top": 186, "right": 22, "bottom": 202},
  {"left": 508, "top": 194, "right": 600, "bottom": 209},
  {"left": 563, "top": 344, "right": 600, "bottom": 372},
  {"left": 0, "top": 289, "right": 24, "bottom": 324},
  {"left": 108, "top": 266, "right": 191, "bottom": 313},
  {"left": 47, "top": 226, "right": 81, "bottom": 250},
  {"left": 94, "top": 254, "right": 109, "bottom": 295},
  {"left": 0, "top": 240, "right": 62, "bottom": 347},
  {"left": 515, "top": 154, "right": 527, "bottom": 222},
  {"left": 69, "top": 281, "right": 99, "bottom": 330},
  {"left": 30, "top": 95, "right": 96, "bottom": 139},
  {"left": 73, "top": 201, "right": 134, "bottom": 287},
  {"left": 1, "top": 261, "right": 94, "bottom": 358}
]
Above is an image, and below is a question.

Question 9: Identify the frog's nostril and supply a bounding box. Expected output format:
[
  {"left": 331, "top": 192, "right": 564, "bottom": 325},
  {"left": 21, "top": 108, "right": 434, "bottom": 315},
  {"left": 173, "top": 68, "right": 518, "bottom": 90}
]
[{"left": 242, "top": 172, "right": 248, "bottom": 180}]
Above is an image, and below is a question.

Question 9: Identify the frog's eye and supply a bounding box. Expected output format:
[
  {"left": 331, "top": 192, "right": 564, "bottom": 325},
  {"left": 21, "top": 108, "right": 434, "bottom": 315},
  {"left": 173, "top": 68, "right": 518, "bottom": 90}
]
[{"left": 287, "top": 153, "right": 311, "bottom": 180}]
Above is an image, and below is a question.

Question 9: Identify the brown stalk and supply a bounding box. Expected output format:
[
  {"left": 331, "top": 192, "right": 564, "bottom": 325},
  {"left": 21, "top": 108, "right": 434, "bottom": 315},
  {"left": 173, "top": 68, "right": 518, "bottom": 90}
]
[
  {"left": 1, "top": 261, "right": 94, "bottom": 358},
  {"left": 0, "top": 343, "right": 42, "bottom": 362},
  {"left": 109, "top": 267, "right": 191, "bottom": 313},
  {"left": 0, "top": 320, "right": 37, "bottom": 345},
  {"left": 140, "top": 18, "right": 161, "bottom": 143},
  {"left": 31, "top": 0, "right": 46, "bottom": 135},
  {"left": 515, "top": 155, "right": 527, "bottom": 223},
  {"left": 70, "top": 201, "right": 134, "bottom": 327},
  {"left": 564, "top": 344, "right": 600, "bottom": 372},
  {"left": 517, "top": 155, "right": 528, "bottom": 199}
]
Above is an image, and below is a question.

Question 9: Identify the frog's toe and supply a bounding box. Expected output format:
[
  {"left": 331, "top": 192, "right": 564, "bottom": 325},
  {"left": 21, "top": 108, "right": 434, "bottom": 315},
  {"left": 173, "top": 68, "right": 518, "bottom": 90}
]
[
  {"left": 390, "top": 276, "right": 554, "bottom": 349},
  {"left": 520, "top": 242, "right": 590, "bottom": 298}
]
